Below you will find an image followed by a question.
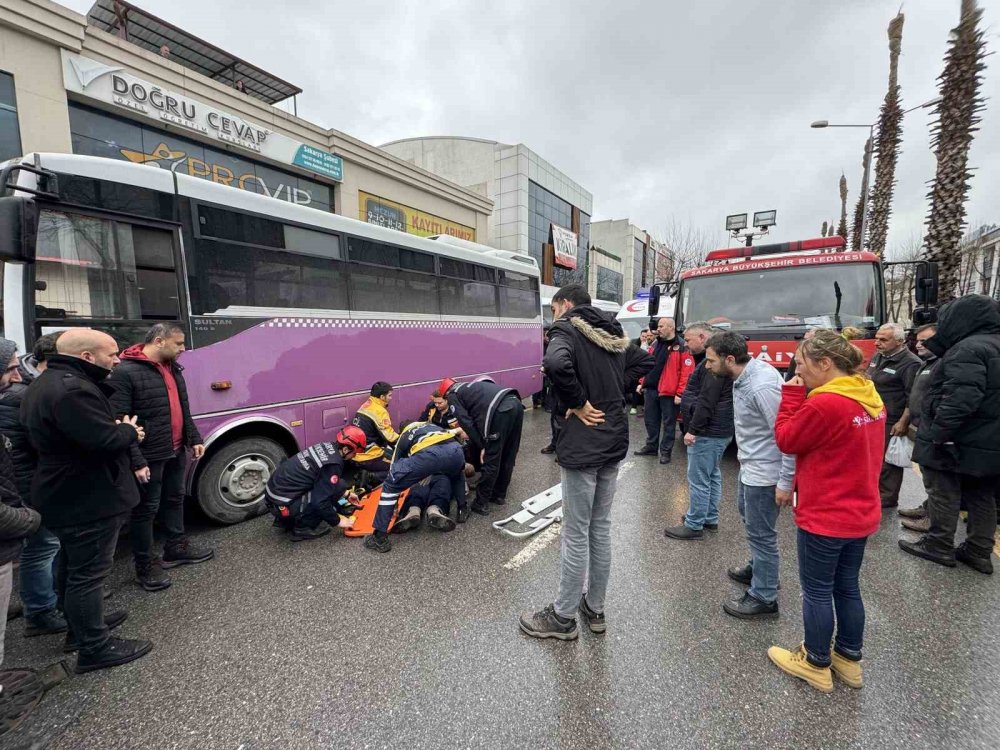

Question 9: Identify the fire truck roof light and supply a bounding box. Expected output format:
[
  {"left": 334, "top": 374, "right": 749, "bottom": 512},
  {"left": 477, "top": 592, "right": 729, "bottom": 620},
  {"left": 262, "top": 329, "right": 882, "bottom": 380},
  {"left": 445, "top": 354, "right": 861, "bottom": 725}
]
[{"left": 704, "top": 236, "right": 845, "bottom": 262}]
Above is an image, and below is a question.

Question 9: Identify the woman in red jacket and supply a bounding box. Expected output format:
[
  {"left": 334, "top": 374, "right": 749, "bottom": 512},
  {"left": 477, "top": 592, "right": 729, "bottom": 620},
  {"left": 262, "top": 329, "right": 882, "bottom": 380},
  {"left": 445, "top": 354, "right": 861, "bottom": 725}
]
[{"left": 769, "top": 330, "right": 885, "bottom": 693}]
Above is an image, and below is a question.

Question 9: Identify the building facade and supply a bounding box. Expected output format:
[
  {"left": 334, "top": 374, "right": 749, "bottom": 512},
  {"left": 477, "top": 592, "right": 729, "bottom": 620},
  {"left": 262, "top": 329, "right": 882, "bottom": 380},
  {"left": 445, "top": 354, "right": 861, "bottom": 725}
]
[
  {"left": 379, "top": 137, "right": 594, "bottom": 288},
  {"left": 590, "top": 219, "right": 671, "bottom": 301},
  {"left": 957, "top": 224, "right": 1000, "bottom": 300},
  {"left": 0, "top": 0, "right": 491, "bottom": 241}
]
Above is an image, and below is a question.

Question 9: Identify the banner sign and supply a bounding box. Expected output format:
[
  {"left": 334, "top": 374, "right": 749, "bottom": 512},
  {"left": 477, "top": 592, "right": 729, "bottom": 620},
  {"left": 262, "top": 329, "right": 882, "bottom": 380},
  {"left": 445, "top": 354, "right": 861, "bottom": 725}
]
[
  {"left": 552, "top": 224, "right": 578, "bottom": 269},
  {"left": 358, "top": 191, "right": 475, "bottom": 241},
  {"left": 62, "top": 52, "right": 343, "bottom": 182}
]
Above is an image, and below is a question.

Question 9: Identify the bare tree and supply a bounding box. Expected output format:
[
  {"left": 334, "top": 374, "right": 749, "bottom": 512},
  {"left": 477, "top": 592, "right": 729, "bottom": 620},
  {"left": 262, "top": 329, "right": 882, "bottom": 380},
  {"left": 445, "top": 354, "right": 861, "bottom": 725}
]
[
  {"left": 884, "top": 233, "right": 923, "bottom": 323},
  {"left": 956, "top": 222, "right": 998, "bottom": 296},
  {"left": 656, "top": 217, "right": 716, "bottom": 282}
]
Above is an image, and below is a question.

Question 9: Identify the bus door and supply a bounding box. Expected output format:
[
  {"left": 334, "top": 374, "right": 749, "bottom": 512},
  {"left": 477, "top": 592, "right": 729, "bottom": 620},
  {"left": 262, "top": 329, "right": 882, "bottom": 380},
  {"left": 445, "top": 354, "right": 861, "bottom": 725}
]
[{"left": 29, "top": 205, "right": 187, "bottom": 349}]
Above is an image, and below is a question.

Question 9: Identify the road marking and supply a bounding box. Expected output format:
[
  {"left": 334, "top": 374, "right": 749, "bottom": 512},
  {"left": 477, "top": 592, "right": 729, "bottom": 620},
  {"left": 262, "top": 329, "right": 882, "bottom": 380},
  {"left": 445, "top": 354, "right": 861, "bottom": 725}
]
[{"left": 503, "top": 524, "right": 562, "bottom": 570}]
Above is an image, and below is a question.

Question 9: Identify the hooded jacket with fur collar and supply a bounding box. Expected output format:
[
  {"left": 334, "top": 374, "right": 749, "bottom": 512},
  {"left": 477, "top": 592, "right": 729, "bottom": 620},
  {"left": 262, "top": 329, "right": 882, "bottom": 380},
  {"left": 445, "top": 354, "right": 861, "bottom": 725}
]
[{"left": 544, "top": 305, "right": 653, "bottom": 469}]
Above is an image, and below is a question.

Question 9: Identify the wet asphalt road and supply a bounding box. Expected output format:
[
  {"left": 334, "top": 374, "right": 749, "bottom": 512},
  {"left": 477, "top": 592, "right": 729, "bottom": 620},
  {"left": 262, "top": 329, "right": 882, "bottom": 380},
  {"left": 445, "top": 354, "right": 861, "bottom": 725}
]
[{"left": 3, "top": 408, "right": 1000, "bottom": 750}]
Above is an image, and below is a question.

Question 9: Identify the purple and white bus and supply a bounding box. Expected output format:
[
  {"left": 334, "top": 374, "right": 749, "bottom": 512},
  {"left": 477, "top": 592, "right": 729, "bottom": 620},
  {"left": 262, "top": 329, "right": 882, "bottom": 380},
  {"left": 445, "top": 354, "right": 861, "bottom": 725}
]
[{"left": 0, "top": 153, "right": 542, "bottom": 523}]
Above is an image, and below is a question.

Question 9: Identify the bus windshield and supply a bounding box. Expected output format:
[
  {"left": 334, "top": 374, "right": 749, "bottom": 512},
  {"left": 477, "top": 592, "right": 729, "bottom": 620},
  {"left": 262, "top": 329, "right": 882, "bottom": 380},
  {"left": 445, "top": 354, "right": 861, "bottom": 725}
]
[{"left": 679, "top": 262, "right": 880, "bottom": 331}]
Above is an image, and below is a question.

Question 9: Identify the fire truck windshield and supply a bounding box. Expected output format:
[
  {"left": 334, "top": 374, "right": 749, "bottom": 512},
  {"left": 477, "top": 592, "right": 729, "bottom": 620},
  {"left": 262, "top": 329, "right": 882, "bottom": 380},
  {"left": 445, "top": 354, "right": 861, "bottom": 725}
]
[{"left": 679, "top": 262, "right": 881, "bottom": 332}]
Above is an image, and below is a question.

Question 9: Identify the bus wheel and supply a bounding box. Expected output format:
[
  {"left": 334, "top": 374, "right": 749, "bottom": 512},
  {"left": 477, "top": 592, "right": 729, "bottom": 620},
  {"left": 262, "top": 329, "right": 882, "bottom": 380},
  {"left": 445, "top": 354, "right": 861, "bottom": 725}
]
[{"left": 196, "top": 437, "right": 286, "bottom": 524}]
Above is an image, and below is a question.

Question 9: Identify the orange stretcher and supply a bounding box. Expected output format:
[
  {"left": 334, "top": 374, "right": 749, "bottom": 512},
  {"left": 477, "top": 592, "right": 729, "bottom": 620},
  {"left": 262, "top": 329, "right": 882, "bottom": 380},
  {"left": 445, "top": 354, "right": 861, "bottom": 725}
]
[{"left": 342, "top": 486, "right": 410, "bottom": 537}]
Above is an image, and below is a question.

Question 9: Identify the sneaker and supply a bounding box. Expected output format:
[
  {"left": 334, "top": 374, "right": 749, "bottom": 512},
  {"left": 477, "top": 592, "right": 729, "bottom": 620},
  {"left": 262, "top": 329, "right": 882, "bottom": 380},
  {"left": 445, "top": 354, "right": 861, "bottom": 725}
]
[
  {"left": 364, "top": 532, "right": 392, "bottom": 553},
  {"left": 767, "top": 644, "right": 833, "bottom": 693},
  {"left": 392, "top": 506, "right": 422, "bottom": 534},
  {"left": 900, "top": 516, "right": 931, "bottom": 532},
  {"left": 727, "top": 564, "right": 753, "bottom": 586},
  {"left": 426, "top": 506, "right": 457, "bottom": 532},
  {"left": 24, "top": 608, "right": 68, "bottom": 637},
  {"left": 723, "top": 592, "right": 778, "bottom": 620},
  {"left": 579, "top": 596, "right": 606, "bottom": 634},
  {"left": 161, "top": 539, "right": 215, "bottom": 568},
  {"left": 135, "top": 559, "right": 171, "bottom": 592},
  {"left": 64, "top": 610, "right": 129, "bottom": 653},
  {"left": 518, "top": 604, "right": 578, "bottom": 641},
  {"left": 898, "top": 538, "right": 956, "bottom": 567},
  {"left": 955, "top": 543, "right": 994, "bottom": 575},
  {"left": 633, "top": 446, "right": 658, "bottom": 457},
  {"left": 664, "top": 523, "right": 703, "bottom": 540},
  {"left": 470, "top": 502, "right": 491, "bottom": 517},
  {"left": 289, "top": 522, "right": 332, "bottom": 542},
  {"left": 830, "top": 650, "right": 863, "bottom": 688},
  {"left": 75, "top": 637, "right": 153, "bottom": 674},
  {"left": 540, "top": 444, "right": 556, "bottom": 455},
  {"left": 456, "top": 505, "right": 470, "bottom": 524},
  {"left": 898, "top": 502, "right": 927, "bottom": 519}
]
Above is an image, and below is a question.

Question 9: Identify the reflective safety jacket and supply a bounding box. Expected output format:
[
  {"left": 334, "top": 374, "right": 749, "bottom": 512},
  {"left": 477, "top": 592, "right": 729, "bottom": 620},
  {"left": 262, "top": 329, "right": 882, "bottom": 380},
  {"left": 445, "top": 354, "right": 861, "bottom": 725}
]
[
  {"left": 352, "top": 396, "right": 400, "bottom": 463},
  {"left": 392, "top": 422, "right": 459, "bottom": 464},
  {"left": 419, "top": 401, "right": 459, "bottom": 431},
  {"left": 264, "top": 442, "right": 347, "bottom": 507}
]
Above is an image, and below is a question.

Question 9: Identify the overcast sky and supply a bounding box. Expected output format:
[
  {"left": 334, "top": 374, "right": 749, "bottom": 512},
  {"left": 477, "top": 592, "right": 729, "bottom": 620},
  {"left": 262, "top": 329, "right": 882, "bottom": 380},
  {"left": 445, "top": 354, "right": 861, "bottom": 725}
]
[{"left": 60, "top": 0, "right": 999, "bottom": 255}]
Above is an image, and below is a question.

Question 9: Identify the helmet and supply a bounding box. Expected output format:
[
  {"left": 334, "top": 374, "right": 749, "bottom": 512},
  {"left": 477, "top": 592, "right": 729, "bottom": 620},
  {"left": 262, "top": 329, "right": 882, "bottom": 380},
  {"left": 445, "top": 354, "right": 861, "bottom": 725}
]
[
  {"left": 434, "top": 378, "right": 457, "bottom": 398},
  {"left": 336, "top": 425, "right": 367, "bottom": 454}
]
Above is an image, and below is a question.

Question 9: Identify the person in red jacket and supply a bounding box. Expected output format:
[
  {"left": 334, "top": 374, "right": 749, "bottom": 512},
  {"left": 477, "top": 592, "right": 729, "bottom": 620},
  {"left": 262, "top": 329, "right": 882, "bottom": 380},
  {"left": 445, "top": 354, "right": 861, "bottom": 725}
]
[
  {"left": 634, "top": 317, "right": 695, "bottom": 464},
  {"left": 768, "top": 329, "right": 885, "bottom": 694}
]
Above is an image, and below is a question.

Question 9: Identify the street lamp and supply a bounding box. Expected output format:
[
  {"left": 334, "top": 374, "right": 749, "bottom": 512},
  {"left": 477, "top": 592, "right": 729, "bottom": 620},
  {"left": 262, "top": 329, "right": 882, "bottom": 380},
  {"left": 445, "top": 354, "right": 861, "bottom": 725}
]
[{"left": 810, "top": 97, "right": 941, "bottom": 250}]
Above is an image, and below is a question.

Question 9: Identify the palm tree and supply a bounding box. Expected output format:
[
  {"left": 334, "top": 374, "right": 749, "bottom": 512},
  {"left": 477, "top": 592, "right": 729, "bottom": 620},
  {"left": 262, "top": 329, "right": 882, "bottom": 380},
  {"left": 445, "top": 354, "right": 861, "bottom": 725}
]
[
  {"left": 868, "top": 12, "right": 905, "bottom": 258},
  {"left": 837, "top": 174, "right": 849, "bottom": 239},
  {"left": 923, "top": 0, "right": 988, "bottom": 299},
  {"left": 851, "top": 139, "right": 871, "bottom": 251},
  {"left": 821, "top": 221, "right": 829, "bottom": 237}
]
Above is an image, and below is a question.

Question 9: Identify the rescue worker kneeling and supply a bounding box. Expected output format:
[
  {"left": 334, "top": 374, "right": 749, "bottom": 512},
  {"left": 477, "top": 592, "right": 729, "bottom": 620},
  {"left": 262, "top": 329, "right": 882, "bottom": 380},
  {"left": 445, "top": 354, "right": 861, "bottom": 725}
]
[
  {"left": 365, "top": 421, "right": 467, "bottom": 553},
  {"left": 351, "top": 382, "right": 400, "bottom": 483},
  {"left": 264, "top": 427, "right": 366, "bottom": 542}
]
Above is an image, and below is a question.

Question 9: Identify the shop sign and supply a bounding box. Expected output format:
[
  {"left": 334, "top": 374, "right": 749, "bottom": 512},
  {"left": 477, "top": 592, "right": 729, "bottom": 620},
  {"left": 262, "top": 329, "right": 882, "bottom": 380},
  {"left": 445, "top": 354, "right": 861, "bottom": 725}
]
[
  {"left": 552, "top": 224, "right": 578, "bottom": 269},
  {"left": 358, "top": 191, "right": 475, "bottom": 241},
  {"left": 62, "top": 52, "right": 343, "bottom": 182}
]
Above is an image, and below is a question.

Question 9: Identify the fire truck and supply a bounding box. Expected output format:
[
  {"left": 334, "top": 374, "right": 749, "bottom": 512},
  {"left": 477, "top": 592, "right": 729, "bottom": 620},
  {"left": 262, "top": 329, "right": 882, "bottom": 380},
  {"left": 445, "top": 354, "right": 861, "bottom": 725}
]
[{"left": 648, "top": 235, "right": 937, "bottom": 371}]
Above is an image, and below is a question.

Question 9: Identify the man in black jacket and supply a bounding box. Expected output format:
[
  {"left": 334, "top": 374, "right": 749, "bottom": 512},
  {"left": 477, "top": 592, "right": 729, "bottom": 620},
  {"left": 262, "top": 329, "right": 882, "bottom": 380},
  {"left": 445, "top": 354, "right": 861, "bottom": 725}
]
[
  {"left": 666, "top": 323, "right": 735, "bottom": 540},
  {"left": 21, "top": 328, "right": 152, "bottom": 673},
  {"left": 519, "top": 284, "right": 652, "bottom": 640},
  {"left": 900, "top": 295, "right": 1000, "bottom": 574},
  {"left": 109, "top": 323, "right": 211, "bottom": 592},
  {"left": 437, "top": 374, "right": 525, "bottom": 516},
  {"left": 0, "top": 334, "right": 66, "bottom": 637}
]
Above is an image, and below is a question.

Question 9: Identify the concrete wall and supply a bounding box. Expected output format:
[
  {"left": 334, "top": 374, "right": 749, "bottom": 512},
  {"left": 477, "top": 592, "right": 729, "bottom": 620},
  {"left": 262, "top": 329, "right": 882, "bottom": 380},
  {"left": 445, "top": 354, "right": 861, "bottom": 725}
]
[{"left": 0, "top": 0, "right": 492, "bottom": 239}]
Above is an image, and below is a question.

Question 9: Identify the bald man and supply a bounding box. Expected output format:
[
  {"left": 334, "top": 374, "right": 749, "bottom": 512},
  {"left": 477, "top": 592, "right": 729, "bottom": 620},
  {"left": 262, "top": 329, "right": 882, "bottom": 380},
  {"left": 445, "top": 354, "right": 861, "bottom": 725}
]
[{"left": 21, "top": 328, "right": 154, "bottom": 673}]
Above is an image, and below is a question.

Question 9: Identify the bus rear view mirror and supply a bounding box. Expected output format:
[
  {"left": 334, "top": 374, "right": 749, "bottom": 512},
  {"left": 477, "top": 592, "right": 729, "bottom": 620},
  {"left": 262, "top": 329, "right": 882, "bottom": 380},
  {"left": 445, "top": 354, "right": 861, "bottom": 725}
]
[
  {"left": 0, "top": 197, "right": 38, "bottom": 263},
  {"left": 648, "top": 284, "right": 661, "bottom": 317},
  {"left": 915, "top": 261, "right": 939, "bottom": 306}
]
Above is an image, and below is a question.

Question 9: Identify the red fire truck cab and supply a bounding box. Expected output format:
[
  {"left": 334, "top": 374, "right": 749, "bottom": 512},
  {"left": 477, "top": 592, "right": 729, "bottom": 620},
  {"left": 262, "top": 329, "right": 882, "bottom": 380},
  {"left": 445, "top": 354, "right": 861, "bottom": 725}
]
[{"left": 673, "top": 236, "right": 884, "bottom": 370}]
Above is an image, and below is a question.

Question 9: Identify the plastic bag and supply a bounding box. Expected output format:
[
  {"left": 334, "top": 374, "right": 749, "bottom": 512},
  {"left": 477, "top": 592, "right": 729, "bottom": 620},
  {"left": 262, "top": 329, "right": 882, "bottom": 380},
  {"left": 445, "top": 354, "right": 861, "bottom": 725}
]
[{"left": 885, "top": 436, "right": 913, "bottom": 468}]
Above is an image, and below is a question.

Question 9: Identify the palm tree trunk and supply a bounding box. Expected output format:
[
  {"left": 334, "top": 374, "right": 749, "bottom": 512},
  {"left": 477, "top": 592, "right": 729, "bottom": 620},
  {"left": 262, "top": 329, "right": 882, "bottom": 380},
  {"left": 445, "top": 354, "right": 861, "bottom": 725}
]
[{"left": 868, "top": 12, "right": 905, "bottom": 258}]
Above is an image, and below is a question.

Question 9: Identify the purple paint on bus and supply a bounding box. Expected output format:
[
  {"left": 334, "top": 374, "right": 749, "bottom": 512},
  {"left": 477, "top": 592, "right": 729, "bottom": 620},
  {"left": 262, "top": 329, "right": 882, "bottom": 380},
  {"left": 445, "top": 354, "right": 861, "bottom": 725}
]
[{"left": 183, "top": 318, "right": 542, "bottom": 451}]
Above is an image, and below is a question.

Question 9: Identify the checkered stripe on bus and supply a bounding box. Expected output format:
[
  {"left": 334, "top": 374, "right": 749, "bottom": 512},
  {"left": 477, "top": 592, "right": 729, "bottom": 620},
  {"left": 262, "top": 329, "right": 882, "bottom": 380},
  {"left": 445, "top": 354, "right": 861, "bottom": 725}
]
[{"left": 264, "top": 319, "right": 539, "bottom": 329}]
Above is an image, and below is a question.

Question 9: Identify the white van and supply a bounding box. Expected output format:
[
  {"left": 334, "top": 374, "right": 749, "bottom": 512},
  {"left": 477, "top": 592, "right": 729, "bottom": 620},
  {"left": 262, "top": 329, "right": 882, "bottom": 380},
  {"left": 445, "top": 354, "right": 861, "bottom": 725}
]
[
  {"left": 616, "top": 295, "right": 675, "bottom": 340},
  {"left": 540, "top": 285, "right": 621, "bottom": 327}
]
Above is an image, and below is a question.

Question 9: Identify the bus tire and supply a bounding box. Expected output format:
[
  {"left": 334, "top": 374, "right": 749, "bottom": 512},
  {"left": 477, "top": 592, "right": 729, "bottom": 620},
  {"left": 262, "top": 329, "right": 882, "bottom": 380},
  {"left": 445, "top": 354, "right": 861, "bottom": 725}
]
[{"left": 196, "top": 437, "right": 287, "bottom": 525}]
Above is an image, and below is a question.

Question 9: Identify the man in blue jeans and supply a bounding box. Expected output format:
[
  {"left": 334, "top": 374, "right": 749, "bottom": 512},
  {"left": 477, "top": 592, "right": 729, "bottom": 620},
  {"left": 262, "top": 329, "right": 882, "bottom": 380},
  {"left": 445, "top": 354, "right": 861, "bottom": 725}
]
[
  {"left": 705, "top": 331, "right": 795, "bottom": 619},
  {"left": 519, "top": 284, "right": 651, "bottom": 640},
  {"left": 665, "top": 323, "right": 734, "bottom": 540}
]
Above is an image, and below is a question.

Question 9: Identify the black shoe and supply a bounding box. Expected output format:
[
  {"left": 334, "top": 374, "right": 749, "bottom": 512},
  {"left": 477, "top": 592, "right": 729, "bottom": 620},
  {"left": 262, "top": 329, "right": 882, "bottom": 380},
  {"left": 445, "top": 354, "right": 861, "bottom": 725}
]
[
  {"left": 955, "top": 543, "right": 994, "bottom": 575},
  {"left": 426, "top": 508, "right": 457, "bottom": 532},
  {"left": 633, "top": 446, "right": 658, "bottom": 457},
  {"left": 162, "top": 538, "right": 215, "bottom": 568},
  {"left": 489, "top": 496, "right": 507, "bottom": 506},
  {"left": 470, "top": 502, "right": 491, "bottom": 516},
  {"left": 540, "top": 445, "right": 556, "bottom": 455},
  {"left": 579, "top": 595, "right": 606, "bottom": 634},
  {"left": 704, "top": 523, "right": 718, "bottom": 532},
  {"left": 457, "top": 506, "right": 470, "bottom": 524},
  {"left": 364, "top": 532, "right": 392, "bottom": 554},
  {"left": 135, "top": 559, "right": 171, "bottom": 592},
  {"left": 723, "top": 592, "right": 779, "bottom": 620},
  {"left": 727, "top": 564, "right": 753, "bottom": 585},
  {"left": 518, "top": 604, "right": 578, "bottom": 641},
  {"left": 64, "top": 610, "right": 129, "bottom": 653},
  {"left": 898, "top": 502, "right": 928, "bottom": 519},
  {"left": 289, "top": 522, "right": 332, "bottom": 541},
  {"left": 898, "top": 538, "right": 956, "bottom": 567},
  {"left": 659, "top": 455, "right": 672, "bottom": 465},
  {"left": 75, "top": 637, "right": 153, "bottom": 674},
  {"left": 24, "top": 608, "right": 68, "bottom": 637},
  {"left": 664, "top": 523, "right": 703, "bottom": 540}
]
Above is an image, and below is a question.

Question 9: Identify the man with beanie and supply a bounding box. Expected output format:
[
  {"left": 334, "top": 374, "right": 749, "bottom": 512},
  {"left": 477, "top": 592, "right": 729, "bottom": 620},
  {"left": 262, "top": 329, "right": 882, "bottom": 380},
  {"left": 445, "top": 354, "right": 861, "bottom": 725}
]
[{"left": 519, "top": 284, "right": 652, "bottom": 640}]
